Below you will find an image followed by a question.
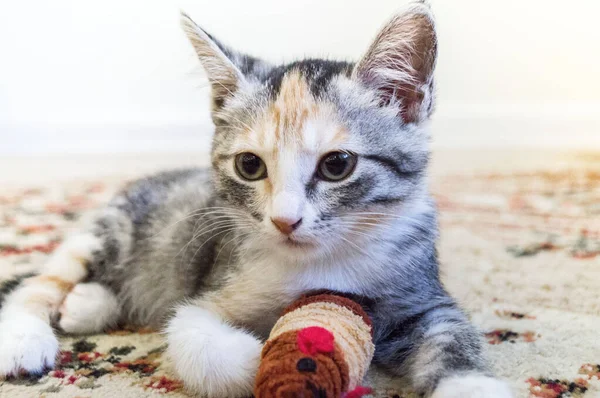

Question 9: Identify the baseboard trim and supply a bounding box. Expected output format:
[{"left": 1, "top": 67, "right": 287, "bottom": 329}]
[
  {"left": 3, "top": 108, "right": 599, "bottom": 154},
  {"left": 430, "top": 114, "right": 600, "bottom": 149},
  {"left": 2, "top": 122, "right": 215, "bottom": 155}
]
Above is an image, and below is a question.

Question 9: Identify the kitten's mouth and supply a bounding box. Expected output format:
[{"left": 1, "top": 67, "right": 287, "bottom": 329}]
[{"left": 283, "top": 237, "right": 312, "bottom": 248}]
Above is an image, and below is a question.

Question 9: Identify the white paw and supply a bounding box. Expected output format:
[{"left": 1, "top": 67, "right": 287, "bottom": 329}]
[
  {"left": 43, "top": 233, "right": 101, "bottom": 283},
  {"left": 166, "top": 305, "right": 262, "bottom": 398},
  {"left": 0, "top": 312, "right": 59, "bottom": 377},
  {"left": 59, "top": 282, "right": 120, "bottom": 334},
  {"left": 432, "top": 374, "right": 513, "bottom": 398}
]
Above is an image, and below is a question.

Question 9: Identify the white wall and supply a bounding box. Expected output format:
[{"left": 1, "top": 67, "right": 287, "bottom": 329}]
[{"left": 1, "top": 0, "right": 599, "bottom": 154}]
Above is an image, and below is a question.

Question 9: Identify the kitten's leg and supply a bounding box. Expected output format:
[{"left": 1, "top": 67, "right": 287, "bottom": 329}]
[
  {"left": 166, "top": 298, "right": 263, "bottom": 398},
  {"left": 57, "top": 282, "right": 120, "bottom": 334},
  {"left": 373, "top": 303, "right": 513, "bottom": 398},
  {"left": 0, "top": 233, "right": 101, "bottom": 377},
  {"left": 0, "top": 205, "right": 131, "bottom": 377}
]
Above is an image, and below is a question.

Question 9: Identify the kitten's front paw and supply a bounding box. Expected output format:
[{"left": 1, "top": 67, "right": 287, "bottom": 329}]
[
  {"left": 58, "top": 282, "right": 120, "bottom": 334},
  {"left": 0, "top": 312, "right": 59, "bottom": 377},
  {"left": 166, "top": 305, "right": 262, "bottom": 398},
  {"left": 432, "top": 374, "right": 513, "bottom": 398}
]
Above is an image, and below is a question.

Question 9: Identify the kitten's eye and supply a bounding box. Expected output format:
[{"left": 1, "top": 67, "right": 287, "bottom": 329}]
[
  {"left": 235, "top": 152, "right": 267, "bottom": 181},
  {"left": 318, "top": 152, "right": 357, "bottom": 182}
]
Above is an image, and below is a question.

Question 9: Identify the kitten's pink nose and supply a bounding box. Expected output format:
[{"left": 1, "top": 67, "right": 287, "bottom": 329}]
[{"left": 271, "top": 217, "right": 302, "bottom": 235}]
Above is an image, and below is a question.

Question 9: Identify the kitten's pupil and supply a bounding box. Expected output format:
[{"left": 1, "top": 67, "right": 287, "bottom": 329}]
[
  {"left": 235, "top": 153, "right": 267, "bottom": 180},
  {"left": 241, "top": 154, "right": 260, "bottom": 174},
  {"left": 325, "top": 153, "right": 349, "bottom": 175},
  {"left": 319, "top": 152, "right": 357, "bottom": 181}
]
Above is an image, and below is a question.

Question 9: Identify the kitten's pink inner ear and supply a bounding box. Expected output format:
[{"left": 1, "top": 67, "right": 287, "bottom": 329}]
[
  {"left": 353, "top": 6, "right": 437, "bottom": 124},
  {"left": 180, "top": 12, "right": 244, "bottom": 110}
]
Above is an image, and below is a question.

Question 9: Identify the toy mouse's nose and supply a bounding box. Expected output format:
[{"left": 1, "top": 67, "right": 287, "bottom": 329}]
[{"left": 271, "top": 217, "right": 302, "bottom": 235}]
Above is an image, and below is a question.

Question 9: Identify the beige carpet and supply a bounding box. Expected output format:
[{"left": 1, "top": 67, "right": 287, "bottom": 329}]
[{"left": 1, "top": 151, "right": 599, "bottom": 398}]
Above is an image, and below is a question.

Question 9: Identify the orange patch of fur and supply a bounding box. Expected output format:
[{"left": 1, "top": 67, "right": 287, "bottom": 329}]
[
  {"left": 332, "top": 126, "right": 348, "bottom": 146},
  {"left": 271, "top": 105, "right": 282, "bottom": 143},
  {"left": 24, "top": 294, "right": 60, "bottom": 312},
  {"left": 263, "top": 177, "right": 273, "bottom": 196},
  {"left": 28, "top": 275, "right": 74, "bottom": 293},
  {"left": 20, "top": 275, "right": 74, "bottom": 314},
  {"left": 249, "top": 71, "right": 349, "bottom": 155},
  {"left": 267, "top": 72, "right": 320, "bottom": 146},
  {"left": 276, "top": 72, "right": 311, "bottom": 141}
]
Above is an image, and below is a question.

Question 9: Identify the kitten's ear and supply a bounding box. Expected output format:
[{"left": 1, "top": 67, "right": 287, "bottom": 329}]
[
  {"left": 353, "top": 4, "right": 437, "bottom": 124},
  {"left": 181, "top": 12, "right": 245, "bottom": 110}
]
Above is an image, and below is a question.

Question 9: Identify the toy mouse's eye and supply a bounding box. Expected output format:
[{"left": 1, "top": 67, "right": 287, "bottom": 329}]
[
  {"left": 317, "top": 152, "right": 357, "bottom": 182},
  {"left": 235, "top": 152, "right": 267, "bottom": 181},
  {"left": 296, "top": 357, "right": 317, "bottom": 373}
]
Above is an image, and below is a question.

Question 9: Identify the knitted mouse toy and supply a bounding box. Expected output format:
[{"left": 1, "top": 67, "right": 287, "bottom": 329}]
[{"left": 254, "top": 293, "right": 375, "bottom": 398}]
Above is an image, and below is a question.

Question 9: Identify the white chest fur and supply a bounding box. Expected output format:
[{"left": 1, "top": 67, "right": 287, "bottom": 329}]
[{"left": 215, "top": 239, "right": 398, "bottom": 333}]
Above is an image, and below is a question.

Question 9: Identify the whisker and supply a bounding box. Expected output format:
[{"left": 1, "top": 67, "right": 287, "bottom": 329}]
[
  {"left": 339, "top": 213, "right": 432, "bottom": 230},
  {"left": 214, "top": 229, "right": 251, "bottom": 266},
  {"left": 226, "top": 234, "right": 244, "bottom": 266},
  {"left": 336, "top": 220, "right": 431, "bottom": 249},
  {"left": 142, "top": 207, "right": 213, "bottom": 240},
  {"left": 337, "top": 235, "right": 378, "bottom": 262},
  {"left": 177, "top": 220, "right": 248, "bottom": 265},
  {"left": 189, "top": 225, "right": 249, "bottom": 266},
  {"left": 211, "top": 231, "right": 236, "bottom": 266}
]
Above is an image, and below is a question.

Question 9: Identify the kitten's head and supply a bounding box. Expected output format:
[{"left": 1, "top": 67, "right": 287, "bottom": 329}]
[{"left": 181, "top": 4, "right": 437, "bottom": 258}]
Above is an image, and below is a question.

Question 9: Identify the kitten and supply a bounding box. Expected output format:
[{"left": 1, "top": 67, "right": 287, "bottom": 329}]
[{"left": 0, "top": 3, "right": 512, "bottom": 397}]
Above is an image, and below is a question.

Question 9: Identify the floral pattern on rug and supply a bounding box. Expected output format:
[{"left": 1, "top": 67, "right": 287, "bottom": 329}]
[
  {"left": 1, "top": 167, "right": 600, "bottom": 397},
  {"left": 527, "top": 377, "right": 589, "bottom": 398},
  {"left": 494, "top": 310, "right": 536, "bottom": 320},
  {"left": 485, "top": 329, "right": 540, "bottom": 345},
  {"left": 0, "top": 332, "right": 187, "bottom": 397}
]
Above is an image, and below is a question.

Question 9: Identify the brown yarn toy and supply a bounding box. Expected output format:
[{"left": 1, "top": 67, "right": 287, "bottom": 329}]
[{"left": 254, "top": 293, "right": 375, "bottom": 398}]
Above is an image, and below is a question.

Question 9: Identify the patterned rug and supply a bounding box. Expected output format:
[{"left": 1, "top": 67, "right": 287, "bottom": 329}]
[{"left": 1, "top": 160, "right": 600, "bottom": 398}]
